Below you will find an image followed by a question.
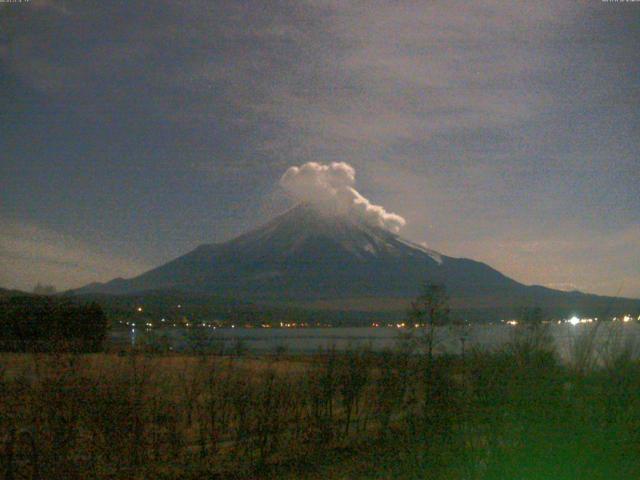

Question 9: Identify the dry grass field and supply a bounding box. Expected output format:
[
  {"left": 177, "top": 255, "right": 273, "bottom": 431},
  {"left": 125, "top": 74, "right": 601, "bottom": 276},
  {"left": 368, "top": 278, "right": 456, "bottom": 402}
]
[{"left": 1, "top": 330, "right": 640, "bottom": 479}]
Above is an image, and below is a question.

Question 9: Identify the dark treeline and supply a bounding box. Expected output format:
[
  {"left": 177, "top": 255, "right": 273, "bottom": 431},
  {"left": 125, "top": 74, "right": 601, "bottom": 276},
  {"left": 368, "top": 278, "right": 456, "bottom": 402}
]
[
  {"left": 0, "top": 296, "right": 108, "bottom": 352},
  {"left": 73, "top": 290, "right": 405, "bottom": 327},
  {"left": 72, "top": 290, "right": 639, "bottom": 328}
]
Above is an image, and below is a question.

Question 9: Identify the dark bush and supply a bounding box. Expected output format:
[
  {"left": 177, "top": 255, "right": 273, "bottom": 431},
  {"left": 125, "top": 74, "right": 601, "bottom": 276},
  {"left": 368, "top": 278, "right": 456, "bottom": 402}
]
[{"left": 0, "top": 295, "right": 108, "bottom": 352}]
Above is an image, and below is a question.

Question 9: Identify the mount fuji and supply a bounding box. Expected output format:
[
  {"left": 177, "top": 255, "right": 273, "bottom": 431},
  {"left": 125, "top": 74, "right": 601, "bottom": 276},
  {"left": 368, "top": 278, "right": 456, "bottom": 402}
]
[{"left": 72, "top": 204, "right": 639, "bottom": 318}]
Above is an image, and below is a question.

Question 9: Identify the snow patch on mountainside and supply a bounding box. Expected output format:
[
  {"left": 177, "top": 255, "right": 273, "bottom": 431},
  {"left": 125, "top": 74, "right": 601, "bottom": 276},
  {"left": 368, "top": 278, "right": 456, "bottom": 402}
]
[{"left": 396, "top": 238, "right": 443, "bottom": 264}]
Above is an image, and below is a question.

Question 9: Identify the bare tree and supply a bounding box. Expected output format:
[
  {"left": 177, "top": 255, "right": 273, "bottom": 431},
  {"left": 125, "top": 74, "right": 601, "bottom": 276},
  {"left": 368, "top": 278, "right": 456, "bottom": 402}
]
[{"left": 408, "top": 284, "right": 451, "bottom": 362}]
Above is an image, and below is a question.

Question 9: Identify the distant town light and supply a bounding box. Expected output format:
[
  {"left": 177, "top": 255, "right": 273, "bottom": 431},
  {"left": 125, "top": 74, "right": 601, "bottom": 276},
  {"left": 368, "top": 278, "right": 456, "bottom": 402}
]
[
  {"left": 568, "top": 316, "right": 580, "bottom": 326},
  {"left": 136, "top": 306, "right": 143, "bottom": 312}
]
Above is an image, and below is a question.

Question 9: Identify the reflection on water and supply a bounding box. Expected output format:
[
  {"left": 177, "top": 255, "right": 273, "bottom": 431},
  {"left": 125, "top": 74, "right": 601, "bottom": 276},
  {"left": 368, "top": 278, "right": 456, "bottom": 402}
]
[{"left": 112, "top": 322, "right": 640, "bottom": 362}]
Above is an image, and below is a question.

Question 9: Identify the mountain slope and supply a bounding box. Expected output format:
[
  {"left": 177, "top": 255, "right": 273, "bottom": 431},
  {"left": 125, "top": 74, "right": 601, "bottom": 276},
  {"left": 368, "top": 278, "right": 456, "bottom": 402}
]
[{"left": 72, "top": 204, "right": 640, "bottom": 316}]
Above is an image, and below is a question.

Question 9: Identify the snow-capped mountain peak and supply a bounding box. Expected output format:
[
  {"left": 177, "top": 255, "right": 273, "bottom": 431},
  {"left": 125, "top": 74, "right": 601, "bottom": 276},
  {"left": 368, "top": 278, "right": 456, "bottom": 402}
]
[
  {"left": 224, "top": 203, "right": 443, "bottom": 263},
  {"left": 70, "top": 203, "right": 640, "bottom": 321}
]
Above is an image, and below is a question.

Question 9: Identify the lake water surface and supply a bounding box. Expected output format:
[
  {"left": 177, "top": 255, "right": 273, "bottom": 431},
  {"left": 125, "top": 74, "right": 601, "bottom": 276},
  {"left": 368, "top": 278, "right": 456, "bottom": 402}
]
[{"left": 114, "top": 322, "right": 640, "bottom": 362}]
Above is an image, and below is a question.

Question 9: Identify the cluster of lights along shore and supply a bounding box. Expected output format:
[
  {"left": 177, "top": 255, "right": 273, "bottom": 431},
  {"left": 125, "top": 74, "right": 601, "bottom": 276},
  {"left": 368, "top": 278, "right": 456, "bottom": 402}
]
[
  {"left": 120, "top": 305, "right": 640, "bottom": 332},
  {"left": 502, "top": 315, "right": 638, "bottom": 327}
]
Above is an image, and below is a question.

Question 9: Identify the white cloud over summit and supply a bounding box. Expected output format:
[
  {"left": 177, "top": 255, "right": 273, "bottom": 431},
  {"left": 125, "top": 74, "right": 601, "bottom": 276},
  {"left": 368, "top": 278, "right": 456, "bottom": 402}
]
[{"left": 280, "top": 162, "right": 406, "bottom": 233}]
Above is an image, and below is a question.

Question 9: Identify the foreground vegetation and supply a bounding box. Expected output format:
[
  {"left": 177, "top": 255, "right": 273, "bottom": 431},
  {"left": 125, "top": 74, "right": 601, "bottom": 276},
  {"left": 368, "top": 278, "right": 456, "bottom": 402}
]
[
  {"left": 0, "top": 296, "right": 107, "bottom": 353},
  {"left": 1, "top": 322, "right": 640, "bottom": 480}
]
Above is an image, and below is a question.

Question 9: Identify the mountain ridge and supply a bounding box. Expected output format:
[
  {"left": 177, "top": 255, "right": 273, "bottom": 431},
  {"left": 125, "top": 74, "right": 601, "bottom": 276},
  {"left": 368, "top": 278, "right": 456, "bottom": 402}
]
[{"left": 70, "top": 204, "right": 640, "bottom": 318}]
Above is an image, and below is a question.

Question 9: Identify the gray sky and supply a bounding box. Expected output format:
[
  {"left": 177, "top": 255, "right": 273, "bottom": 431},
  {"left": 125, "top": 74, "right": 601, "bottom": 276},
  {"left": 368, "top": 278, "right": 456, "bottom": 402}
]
[{"left": 1, "top": 0, "right": 639, "bottom": 297}]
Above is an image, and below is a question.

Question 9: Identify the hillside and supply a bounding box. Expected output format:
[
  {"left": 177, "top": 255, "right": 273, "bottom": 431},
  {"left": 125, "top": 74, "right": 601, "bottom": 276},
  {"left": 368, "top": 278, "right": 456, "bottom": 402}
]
[{"left": 71, "top": 204, "right": 640, "bottom": 320}]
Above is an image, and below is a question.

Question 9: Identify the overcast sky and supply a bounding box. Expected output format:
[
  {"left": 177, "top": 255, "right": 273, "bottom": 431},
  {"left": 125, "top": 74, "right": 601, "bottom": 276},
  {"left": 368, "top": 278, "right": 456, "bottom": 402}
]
[{"left": 1, "top": 0, "right": 638, "bottom": 297}]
